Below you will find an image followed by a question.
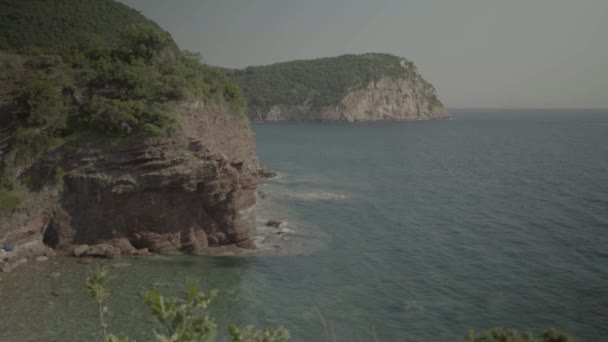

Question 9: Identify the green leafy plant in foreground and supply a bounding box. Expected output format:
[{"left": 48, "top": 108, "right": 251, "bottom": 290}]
[
  {"left": 86, "top": 268, "right": 573, "bottom": 342},
  {"left": 86, "top": 267, "right": 289, "bottom": 342},
  {"left": 467, "top": 328, "right": 573, "bottom": 342},
  {"left": 141, "top": 285, "right": 218, "bottom": 342},
  {"left": 86, "top": 267, "right": 130, "bottom": 342}
]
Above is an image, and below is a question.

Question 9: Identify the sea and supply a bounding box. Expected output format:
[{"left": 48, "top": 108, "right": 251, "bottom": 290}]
[{"left": 1, "top": 109, "right": 607, "bottom": 341}]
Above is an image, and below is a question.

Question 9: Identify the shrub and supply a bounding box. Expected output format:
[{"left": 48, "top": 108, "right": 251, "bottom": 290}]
[
  {"left": 53, "top": 166, "right": 64, "bottom": 186},
  {"left": 0, "top": 190, "right": 20, "bottom": 216},
  {"left": 19, "top": 77, "right": 67, "bottom": 129},
  {"left": 467, "top": 328, "right": 573, "bottom": 342},
  {"left": 86, "top": 267, "right": 290, "bottom": 342},
  {"left": 11, "top": 128, "right": 62, "bottom": 165},
  {"left": 117, "top": 24, "right": 177, "bottom": 63},
  {"left": 0, "top": 9, "right": 247, "bottom": 193}
]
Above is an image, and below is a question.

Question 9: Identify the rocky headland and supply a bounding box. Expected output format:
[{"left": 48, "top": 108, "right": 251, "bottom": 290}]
[
  {"left": 0, "top": 102, "right": 260, "bottom": 271},
  {"left": 0, "top": 1, "right": 448, "bottom": 274},
  {"left": 227, "top": 53, "right": 449, "bottom": 122},
  {"left": 0, "top": 0, "right": 262, "bottom": 272}
]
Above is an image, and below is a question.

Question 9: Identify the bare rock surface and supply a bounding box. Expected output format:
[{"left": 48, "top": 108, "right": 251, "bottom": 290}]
[
  {"left": 247, "top": 75, "right": 449, "bottom": 122},
  {"left": 0, "top": 103, "right": 260, "bottom": 263},
  {"left": 266, "top": 219, "right": 284, "bottom": 229},
  {"left": 258, "top": 167, "right": 278, "bottom": 179}
]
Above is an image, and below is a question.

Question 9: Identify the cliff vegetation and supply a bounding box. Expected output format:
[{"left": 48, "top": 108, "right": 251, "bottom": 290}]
[
  {"left": 0, "top": 1, "right": 246, "bottom": 218},
  {"left": 226, "top": 53, "right": 443, "bottom": 108},
  {"left": 0, "top": 0, "right": 162, "bottom": 50}
]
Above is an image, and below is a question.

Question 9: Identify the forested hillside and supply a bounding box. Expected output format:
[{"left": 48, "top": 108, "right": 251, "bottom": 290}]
[
  {"left": 0, "top": 0, "right": 161, "bottom": 50},
  {"left": 0, "top": 0, "right": 245, "bottom": 216},
  {"left": 226, "top": 53, "right": 441, "bottom": 108}
]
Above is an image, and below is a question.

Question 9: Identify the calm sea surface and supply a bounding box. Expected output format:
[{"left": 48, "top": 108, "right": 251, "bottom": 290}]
[{"left": 1, "top": 109, "right": 607, "bottom": 341}]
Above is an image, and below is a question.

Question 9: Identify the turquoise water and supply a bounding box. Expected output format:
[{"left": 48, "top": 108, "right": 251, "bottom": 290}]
[{"left": 1, "top": 109, "right": 608, "bottom": 341}]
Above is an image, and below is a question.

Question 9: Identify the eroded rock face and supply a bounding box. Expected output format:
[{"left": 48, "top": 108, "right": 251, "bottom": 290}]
[
  {"left": 0, "top": 103, "right": 260, "bottom": 263},
  {"left": 39, "top": 103, "right": 260, "bottom": 255},
  {"left": 247, "top": 76, "right": 449, "bottom": 122}
]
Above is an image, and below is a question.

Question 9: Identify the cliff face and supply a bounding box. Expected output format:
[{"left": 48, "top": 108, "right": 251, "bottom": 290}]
[
  {"left": 0, "top": 0, "right": 259, "bottom": 272},
  {"left": 247, "top": 76, "right": 448, "bottom": 122},
  {"left": 0, "top": 103, "right": 259, "bottom": 267},
  {"left": 228, "top": 53, "right": 449, "bottom": 122}
]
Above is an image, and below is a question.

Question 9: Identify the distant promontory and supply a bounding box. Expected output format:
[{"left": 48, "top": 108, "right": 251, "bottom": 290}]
[{"left": 226, "top": 53, "right": 449, "bottom": 122}]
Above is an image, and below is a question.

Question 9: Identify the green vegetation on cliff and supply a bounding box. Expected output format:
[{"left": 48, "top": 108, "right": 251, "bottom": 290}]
[
  {"left": 0, "top": 0, "right": 246, "bottom": 217},
  {"left": 468, "top": 328, "right": 572, "bottom": 342},
  {"left": 0, "top": 25, "right": 244, "bottom": 159},
  {"left": 226, "top": 53, "right": 440, "bottom": 108},
  {"left": 0, "top": 0, "right": 162, "bottom": 51}
]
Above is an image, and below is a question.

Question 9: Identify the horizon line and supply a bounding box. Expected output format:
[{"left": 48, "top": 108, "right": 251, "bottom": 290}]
[{"left": 447, "top": 107, "right": 608, "bottom": 111}]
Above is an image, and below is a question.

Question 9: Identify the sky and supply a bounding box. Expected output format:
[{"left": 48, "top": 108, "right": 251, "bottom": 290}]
[{"left": 118, "top": 0, "right": 608, "bottom": 109}]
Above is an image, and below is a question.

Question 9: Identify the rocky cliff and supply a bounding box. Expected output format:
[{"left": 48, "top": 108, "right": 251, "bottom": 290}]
[
  {"left": 247, "top": 76, "right": 448, "bottom": 122},
  {"left": 0, "top": 103, "right": 260, "bottom": 270},
  {"left": 228, "top": 53, "right": 449, "bottom": 122},
  {"left": 0, "top": 0, "right": 259, "bottom": 271}
]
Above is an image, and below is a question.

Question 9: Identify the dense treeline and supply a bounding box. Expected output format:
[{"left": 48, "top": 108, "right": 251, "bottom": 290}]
[
  {"left": 1, "top": 25, "right": 244, "bottom": 161},
  {"left": 0, "top": 2, "right": 245, "bottom": 216},
  {"left": 0, "top": 0, "right": 163, "bottom": 50},
  {"left": 226, "top": 53, "right": 435, "bottom": 108}
]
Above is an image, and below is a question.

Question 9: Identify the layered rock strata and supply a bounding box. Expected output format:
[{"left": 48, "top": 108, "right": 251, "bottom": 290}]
[
  {"left": 247, "top": 76, "right": 448, "bottom": 122},
  {"left": 0, "top": 103, "right": 260, "bottom": 270}
]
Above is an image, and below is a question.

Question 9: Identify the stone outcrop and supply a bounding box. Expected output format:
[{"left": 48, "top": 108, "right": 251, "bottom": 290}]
[
  {"left": 0, "top": 102, "right": 260, "bottom": 264},
  {"left": 247, "top": 75, "right": 448, "bottom": 122},
  {"left": 245, "top": 54, "right": 449, "bottom": 122},
  {"left": 258, "top": 166, "right": 277, "bottom": 179}
]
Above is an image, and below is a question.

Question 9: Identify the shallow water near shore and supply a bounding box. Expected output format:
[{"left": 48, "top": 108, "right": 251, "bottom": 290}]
[{"left": 1, "top": 109, "right": 608, "bottom": 341}]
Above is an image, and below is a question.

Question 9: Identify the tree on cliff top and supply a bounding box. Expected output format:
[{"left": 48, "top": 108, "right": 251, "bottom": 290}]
[{"left": 1, "top": 23, "right": 245, "bottom": 167}]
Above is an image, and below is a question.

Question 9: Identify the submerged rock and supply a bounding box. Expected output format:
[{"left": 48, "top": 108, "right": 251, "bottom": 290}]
[
  {"left": 258, "top": 167, "right": 278, "bottom": 179},
  {"left": 266, "top": 219, "right": 284, "bottom": 229},
  {"left": 86, "top": 244, "right": 121, "bottom": 259},
  {"left": 73, "top": 245, "right": 89, "bottom": 257},
  {"left": 77, "top": 257, "right": 95, "bottom": 264},
  {"left": 47, "top": 272, "right": 61, "bottom": 279},
  {"left": 257, "top": 190, "right": 268, "bottom": 199},
  {"left": 134, "top": 248, "right": 152, "bottom": 256}
]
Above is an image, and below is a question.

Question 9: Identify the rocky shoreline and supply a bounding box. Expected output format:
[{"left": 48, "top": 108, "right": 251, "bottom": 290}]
[
  {"left": 0, "top": 103, "right": 263, "bottom": 273},
  {"left": 246, "top": 75, "right": 450, "bottom": 122},
  {"left": 0, "top": 167, "right": 333, "bottom": 275}
]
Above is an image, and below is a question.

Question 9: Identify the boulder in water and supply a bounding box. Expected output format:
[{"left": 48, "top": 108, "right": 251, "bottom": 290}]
[
  {"left": 73, "top": 245, "right": 89, "bottom": 257},
  {"left": 266, "top": 219, "right": 284, "bottom": 228},
  {"left": 86, "top": 244, "right": 121, "bottom": 259},
  {"left": 258, "top": 167, "right": 278, "bottom": 179}
]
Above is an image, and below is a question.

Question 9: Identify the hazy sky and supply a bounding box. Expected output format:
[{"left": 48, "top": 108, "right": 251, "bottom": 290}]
[{"left": 118, "top": 0, "right": 608, "bottom": 109}]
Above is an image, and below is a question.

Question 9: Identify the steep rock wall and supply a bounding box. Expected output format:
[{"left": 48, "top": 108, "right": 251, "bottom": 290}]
[
  {"left": 0, "top": 102, "right": 259, "bottom": 267},
  {"left": 247, "top": 76, "right": 449, "bottom": 122}
]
